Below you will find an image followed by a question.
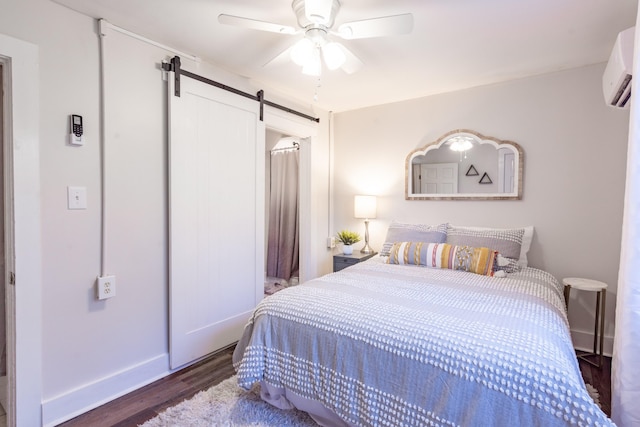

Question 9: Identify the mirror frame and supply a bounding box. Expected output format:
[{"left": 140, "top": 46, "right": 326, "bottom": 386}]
[{"left": 405, "top": 129, "right": 524, "bottom": 200}]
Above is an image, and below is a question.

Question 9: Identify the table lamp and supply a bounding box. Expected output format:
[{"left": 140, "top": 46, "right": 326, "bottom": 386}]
[{"left": 354, "top": 195, "right": 377, "bottom": 254}]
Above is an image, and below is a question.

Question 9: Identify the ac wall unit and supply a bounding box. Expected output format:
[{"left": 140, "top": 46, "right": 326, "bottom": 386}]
[{"left": 603, "top": 26, "right": 635, "bottom": 108}]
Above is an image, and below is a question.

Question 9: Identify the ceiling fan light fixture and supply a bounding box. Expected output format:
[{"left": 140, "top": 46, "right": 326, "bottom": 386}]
[
  {"left": 304, "top": 0, "right": 334, "bottom": 25},
  {"left": 448, "top": 136, "right": 474, "bottom": 152},
  {"left": 291, "top": 38, "right": 315, "bottom": 66},
  {"left": 302, "top": 48, "right": 322, "bottom": 76},
  {"left": 219, "top": 0, "right": 413, "bottom": 77},
  {"left": 322, "top": 42, "right": 346, "bottom": 70}
]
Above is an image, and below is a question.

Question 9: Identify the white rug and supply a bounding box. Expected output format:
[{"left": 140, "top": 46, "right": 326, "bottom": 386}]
[
  {"left": 586, "top": 383, "right": 601, "bottom": 407},
  {"left": 139, "top": 375, "right": 317, "bottom": 427},
  {"left": 139, "top": 376, "right": 604, "bottom": 426}
]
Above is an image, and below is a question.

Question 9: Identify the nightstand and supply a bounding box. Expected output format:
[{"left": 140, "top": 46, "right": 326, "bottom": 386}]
[
  {"left": 333, "top": 251, "right": 377, "bottom": 272},
  {"left": 563, "top": 277, "right": 607, "bottom": 368}
]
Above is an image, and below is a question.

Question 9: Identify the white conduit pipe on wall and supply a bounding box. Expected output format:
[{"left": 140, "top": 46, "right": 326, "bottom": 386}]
[
  {"left": 99, "top": 20, "right": 200, "bottom": 63},
  {"left": 96, "top": 19, "right": 199, "bottom": 277},
  {"left": 328, "top": 111, "right": 334, "bottom": 243},
  {"left": 98, "top": 20, "right": 108, "bottom": 278}
]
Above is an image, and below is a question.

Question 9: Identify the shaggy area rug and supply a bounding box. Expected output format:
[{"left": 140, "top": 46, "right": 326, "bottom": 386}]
[
  {"left": 139, "top": 375, "right": 317, "bottom": 427},
  {"left": 140, "top": 376, "right": 603, "bottom": 426},
  {"left": 586, "top": 383, "right": 601, "bottom": 407}
]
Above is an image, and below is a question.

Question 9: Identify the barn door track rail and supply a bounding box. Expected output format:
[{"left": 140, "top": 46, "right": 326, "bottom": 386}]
[{"left": 162, "top": 56, "right": 320, "bottom": 123}]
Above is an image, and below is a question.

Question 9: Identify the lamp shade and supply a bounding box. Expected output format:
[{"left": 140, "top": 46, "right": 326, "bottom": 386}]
[
  {"left": 322, "top": 42, "right": 346, "bottom": 70},
  {"left": 354, "top": 195, "right": 377, "bottom": 219},
  {"left": 301, "top": 47, "right": 322, "bottom": 76},
  {"left": 291, "top": 38, "right": 315, "bottom": 66}
]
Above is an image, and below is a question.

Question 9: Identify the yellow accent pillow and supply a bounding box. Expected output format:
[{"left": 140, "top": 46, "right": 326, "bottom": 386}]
[{"left": 387, "top": 242, "right": 498, "bottom": 277}]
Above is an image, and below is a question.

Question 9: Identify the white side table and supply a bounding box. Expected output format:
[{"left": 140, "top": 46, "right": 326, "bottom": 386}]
[{"left": 562, "top": 277, "right": 607, "bottom": 368}]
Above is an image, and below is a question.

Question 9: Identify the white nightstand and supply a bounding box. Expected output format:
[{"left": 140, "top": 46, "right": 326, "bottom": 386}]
[{"left": 562, "top": 277, "right": 607, "bottom": 368}]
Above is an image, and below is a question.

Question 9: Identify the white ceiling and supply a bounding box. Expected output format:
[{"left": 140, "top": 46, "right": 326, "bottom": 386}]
[{"left": 52, "top": 0, "right": 637, "bottom": 112}]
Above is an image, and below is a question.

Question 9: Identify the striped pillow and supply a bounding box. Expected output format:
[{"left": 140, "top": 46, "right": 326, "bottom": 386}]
[{"left": 387, "top": 242, "right": 498, "bottom": 277}]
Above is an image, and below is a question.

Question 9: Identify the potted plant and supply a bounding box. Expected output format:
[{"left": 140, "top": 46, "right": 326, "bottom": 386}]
[{"left": 336, "top": 230, "right": 361, "bottom": 255}]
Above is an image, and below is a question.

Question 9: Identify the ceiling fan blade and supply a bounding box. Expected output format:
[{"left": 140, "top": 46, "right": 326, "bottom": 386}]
[
  {"left": 218, "top": 14, "right": 297, "bottom": 35},
  {"left": 263, "top": 45, "right": 295, "bottom": 68},
  {"left": 337, "top": 44, "right": 364, "bottom": 74},
  {"left": 337, "top": 13, "right": 413, "bottom": 40}
]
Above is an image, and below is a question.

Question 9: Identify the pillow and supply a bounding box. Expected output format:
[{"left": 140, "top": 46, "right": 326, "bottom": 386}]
[
  {"left": 446, "top": 224, "right": 534, "bottom": 266},
  {"left": 495, "top": 254, "right": 522, "bottom": 274},
  {"left": 387, "top": 242, "right": 499, "bottom": 276},
  {"left": 380, "top": 221, "right": 448, "bottom": 257}
]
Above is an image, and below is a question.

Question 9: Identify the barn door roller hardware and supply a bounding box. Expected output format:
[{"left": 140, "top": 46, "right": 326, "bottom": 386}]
[{"left": 162, "top": 56, "right": 319, "bottom": 123}]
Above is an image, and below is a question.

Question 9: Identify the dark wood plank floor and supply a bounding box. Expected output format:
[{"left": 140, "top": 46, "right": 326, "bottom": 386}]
[
  {"left": 577, "top": 352, "right": 612, "bottom": 417},
  {"left": 59, "top": 347, "right": 612, "bottom": 426},
  {"left": 59, "top": 345, "right": 237, "bottom": 427}
]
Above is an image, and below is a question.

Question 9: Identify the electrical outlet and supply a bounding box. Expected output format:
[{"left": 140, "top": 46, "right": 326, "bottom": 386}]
[
  {"left": 97, "top": 275, "right": 116, "bottom": 300},
  {"left": 327, "top": 236, "right": 336, "bottom": 248}
]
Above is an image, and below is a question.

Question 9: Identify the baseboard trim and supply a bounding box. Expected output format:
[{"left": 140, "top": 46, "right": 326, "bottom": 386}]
[
  {"left": 42, "top": 353, "right": 170, "bottom": 427},
  {"left": 571, "top": 329, "right": 613, "bottom": 357}
]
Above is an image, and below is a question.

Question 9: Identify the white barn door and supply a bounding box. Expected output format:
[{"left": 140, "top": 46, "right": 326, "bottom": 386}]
[{"left": 168, "top": 72, "right": 264, "bottom": 369}]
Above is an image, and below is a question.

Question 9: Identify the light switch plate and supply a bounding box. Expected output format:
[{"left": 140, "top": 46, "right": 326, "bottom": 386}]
[{"left": 67, "top": 186, "right": 87, "bottom": 210}]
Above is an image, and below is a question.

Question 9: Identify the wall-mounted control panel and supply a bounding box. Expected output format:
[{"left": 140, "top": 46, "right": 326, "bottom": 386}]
[{"left": 69, "top": 114, "right": 85, "bottom": 146}]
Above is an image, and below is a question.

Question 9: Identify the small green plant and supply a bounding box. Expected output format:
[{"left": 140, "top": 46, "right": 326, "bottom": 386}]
[{"left": 336, "top": 230, "right": 361, "bottom": 245}]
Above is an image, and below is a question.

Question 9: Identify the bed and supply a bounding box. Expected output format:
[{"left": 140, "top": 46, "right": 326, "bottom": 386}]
[{"left": 232, "top": 224, "right": 613, "bottom": 426}]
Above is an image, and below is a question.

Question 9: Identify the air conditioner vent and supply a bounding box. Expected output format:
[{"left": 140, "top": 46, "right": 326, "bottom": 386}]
[
  {"left": 611, "top": 75, "right": 632, "bottom": 108},
  {"left": 603, "top": 27, "right": 635, "bottom": 109}
]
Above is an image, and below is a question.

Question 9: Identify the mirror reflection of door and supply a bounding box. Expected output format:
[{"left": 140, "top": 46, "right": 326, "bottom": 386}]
[
  {"left": 499, "top": 150, "right": 515, "bottom": 193},
  {"left": 417, "top": 163, "right": 458, "bottom": 194}
]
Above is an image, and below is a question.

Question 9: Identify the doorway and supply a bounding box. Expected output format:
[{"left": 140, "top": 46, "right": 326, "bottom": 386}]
[
  {"left": 0, "top": 33, "right": 42, "bottom": 426},
  {"left": 0, "top": 62, "right": 6, "bottom": 427},
  {"left": 265, "top": 130, "right": 300, "bottom": 295}
]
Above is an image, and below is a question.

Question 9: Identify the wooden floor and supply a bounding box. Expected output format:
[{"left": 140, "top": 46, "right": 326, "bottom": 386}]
[
  {"left": 59, "top": 345, "right": 236, "bottom": 427},
  {"left": 577, "top": 352, "right": 613, "bottom": 417},
  {"left": 59, "top": 347, "right": 612, "bottom": 426}
]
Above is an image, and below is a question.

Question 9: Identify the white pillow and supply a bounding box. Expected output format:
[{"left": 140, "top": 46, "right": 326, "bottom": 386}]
[{"left": 519, "top": 225, "right": 534, "bottom": 267}]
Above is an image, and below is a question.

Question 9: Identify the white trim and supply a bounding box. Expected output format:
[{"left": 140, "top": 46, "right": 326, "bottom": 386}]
[
  {"left": 0, "top": 32, "right": 42, "bottom": 427},
  {"left": 571, "top": 329, "right": 614, "bottom": 357},
  {"left": 264, "top": 107, "right": 318, "bottom": 283},
  {"left": 42, "top": 354, "right": 170, "bottom": 426}
]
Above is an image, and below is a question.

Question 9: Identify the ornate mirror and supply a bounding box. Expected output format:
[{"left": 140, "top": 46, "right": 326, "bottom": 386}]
[{"left": 405, "top": 129, "right": 523, "bottom": 200}]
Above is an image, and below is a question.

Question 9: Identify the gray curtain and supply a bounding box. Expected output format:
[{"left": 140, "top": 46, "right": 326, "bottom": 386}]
[{"left": 266, "top": 150, "right": 299, "bottom": 280}]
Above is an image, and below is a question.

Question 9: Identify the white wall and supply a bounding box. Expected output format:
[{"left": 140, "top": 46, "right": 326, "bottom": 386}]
[
  {"left": 2, "top": 0, "right": 621, "bottom": 421},
  {"left": 333, "top": 64, "right": 629, "bottom": 355},
  {"left": 0, "top": 0, "right": 331, "bottom": 424}
]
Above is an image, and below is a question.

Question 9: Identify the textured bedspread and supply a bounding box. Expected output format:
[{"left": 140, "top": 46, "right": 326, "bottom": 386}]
[{"left": 233, "top": 257, "right": 613, "bottom": 426}]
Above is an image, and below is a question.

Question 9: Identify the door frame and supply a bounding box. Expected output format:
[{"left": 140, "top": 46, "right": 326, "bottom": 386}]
[
  {"left": 0, "top": 33, "right": 43, "bottom": 426},
  {"left": 264, "top": 108, "right": 317, "bottom": 284}
]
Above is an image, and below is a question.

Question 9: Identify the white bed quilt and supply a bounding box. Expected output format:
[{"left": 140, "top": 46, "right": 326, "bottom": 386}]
[{"left": 233, "top": 257, "right": 612, "bottom": 426}]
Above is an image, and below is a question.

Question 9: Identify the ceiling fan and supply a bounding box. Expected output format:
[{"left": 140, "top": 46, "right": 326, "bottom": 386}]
[{"left": 218, "top": 0, "right": 413, "bottom": 76}]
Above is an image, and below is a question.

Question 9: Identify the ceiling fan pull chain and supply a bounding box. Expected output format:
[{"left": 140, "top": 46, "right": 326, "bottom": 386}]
[{"left": 314, "top": 76, "right": 322, "bottom": 102}]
